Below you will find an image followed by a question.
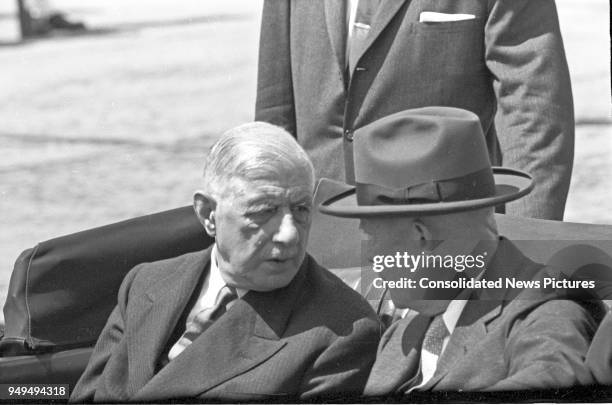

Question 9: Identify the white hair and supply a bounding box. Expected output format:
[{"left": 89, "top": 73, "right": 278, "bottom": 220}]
[{"left": 202, "top": 122, "right": 315, "bottom": 198}]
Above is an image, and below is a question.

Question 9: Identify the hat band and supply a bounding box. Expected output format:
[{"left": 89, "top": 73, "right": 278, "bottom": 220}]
[{"left": 356, "top": 167, "right": 496, "bottom": 205}]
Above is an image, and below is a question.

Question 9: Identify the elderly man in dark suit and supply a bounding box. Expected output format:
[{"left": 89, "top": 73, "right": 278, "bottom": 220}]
[
  {"left": 319, "top": 107, "right": 597, "bottom": 394},
  {"left": 70, "top": 122, "right": 381, "bottom": 402},
  {"left": 256, "top": 0, "right": 574, "bottom": 220}
]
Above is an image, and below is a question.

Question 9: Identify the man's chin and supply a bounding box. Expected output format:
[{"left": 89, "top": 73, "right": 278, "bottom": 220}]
[
  {"left": 246, "top": 263, "right": 300, "bottom": 291},
  {"left": 250, "top": 275, "right": 295, "bottom": 292}
]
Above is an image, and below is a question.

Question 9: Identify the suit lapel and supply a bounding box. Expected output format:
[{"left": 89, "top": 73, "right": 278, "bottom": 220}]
[
  {"left": 421, "top": 300, "right": 501, "bottom": 390},
  {"left": 422, "top": 239, "right": 533, "bottom": 390},
  {"left": 349, "top": 0, "right": 409, "bottom": 75},
  {"left": 365, "top": 313, "right": 430, "bottom": 395},
  {"left": 132, "top": 256, "right": 312, "bottom": 401},
  {"left": 125, "top": 248, "right": 210, "bottom": 395},
  {"left": 133, "top": 298, "right": 287, "bottom": 401},
  {"left": 323, "top": 0, "right": 347, "bottom": 71}
]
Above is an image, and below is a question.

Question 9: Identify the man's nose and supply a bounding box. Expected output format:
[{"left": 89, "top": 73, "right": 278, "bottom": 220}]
[{"left": 273, "top": 209, "right": 300, "bottom": 245}]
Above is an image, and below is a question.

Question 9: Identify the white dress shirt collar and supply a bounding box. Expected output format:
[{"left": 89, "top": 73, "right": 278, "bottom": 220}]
[
  {"left": 211, "top": 244, "right": 247, "bottom": 298},
  {"left": 186, "top": 244, "right": 247, "bottom": 323}
]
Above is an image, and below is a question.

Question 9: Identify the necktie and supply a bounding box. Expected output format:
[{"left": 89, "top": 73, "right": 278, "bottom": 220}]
[
  {"left": 423, "top": 315, "right": 450, "bottom": 356},
  {"left": 415, "top": 315, "right": 450, "bottom": 388},
  {"left": 347, "top": 0, "right": 380, "bottom": 74},
  {"left": 167, "top": 285, "right": 237, "bottom": 361}
]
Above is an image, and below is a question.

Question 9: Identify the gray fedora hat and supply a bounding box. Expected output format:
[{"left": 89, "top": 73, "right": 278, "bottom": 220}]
[{"left": 319, "top": 107, "right": 533, "bottom": 217}]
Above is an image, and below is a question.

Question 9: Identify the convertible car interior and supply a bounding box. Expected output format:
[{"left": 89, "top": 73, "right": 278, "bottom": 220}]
[{"left": 1, "top": 179, "right": 611, "bottom": 394}]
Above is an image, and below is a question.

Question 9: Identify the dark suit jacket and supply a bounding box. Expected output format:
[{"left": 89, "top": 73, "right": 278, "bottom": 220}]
[
  {"left": 364, "top": 240, "right": 597, "bottom": 394},
  {"left": 70, "top": 247, "right": 381, "bottom": 402},
  {"left": 256, "top": 0, "right": 573, "bottom": 220}
]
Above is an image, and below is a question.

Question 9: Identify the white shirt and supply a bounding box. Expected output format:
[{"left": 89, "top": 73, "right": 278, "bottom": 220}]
[
  {"left": 347, "top": 0, "right": 360, "bottom": 40},
  {"left": 401, "top": 245, "right": 495, "bottom": 389},
  {"left": 185, "top": 244, "right": 246, "bottom": 324},
  {"left": 167, "top": 245, "right": 247, "bottom": 362},
  {"left": 346, "top": 0, "right": 373, "bottom": 68}
]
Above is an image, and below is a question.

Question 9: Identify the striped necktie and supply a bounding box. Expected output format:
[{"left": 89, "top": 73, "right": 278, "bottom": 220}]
[
  {"left": 417, "top": 315, "right": 450, "bottom": 387},
  {"left": 167, "top": 285, "right": 237, "bottom": 361},
  {"left": 423, "top": 315, "right": 450, "bottom": 356}
]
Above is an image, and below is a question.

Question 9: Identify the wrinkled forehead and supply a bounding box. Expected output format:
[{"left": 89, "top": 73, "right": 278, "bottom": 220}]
[{"left": 225, "top": 173, "right": 313, "bottom": 202}]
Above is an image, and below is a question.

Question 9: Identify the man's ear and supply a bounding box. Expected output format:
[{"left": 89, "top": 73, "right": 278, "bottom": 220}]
[
  {"left": 412, "top": 219, "right": 434, "bottom": 250},
  {"left": 194, "top": 191, "right": 217, "bottom": 237}
]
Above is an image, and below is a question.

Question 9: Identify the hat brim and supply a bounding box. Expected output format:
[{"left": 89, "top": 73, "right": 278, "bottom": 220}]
[{"left": 319, "top": 167, "right": 533, "bottom": 218}]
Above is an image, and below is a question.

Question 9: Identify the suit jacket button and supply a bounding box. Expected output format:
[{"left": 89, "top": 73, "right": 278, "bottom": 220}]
[{"left": 344, "top": 129, "right": 354, "bottom": 141}]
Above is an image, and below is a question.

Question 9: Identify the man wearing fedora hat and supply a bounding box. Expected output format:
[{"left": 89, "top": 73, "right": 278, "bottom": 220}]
[
  {"left": 256, "top": 0, "right": 574, "bottom": 221},
  {"left": 319, "top": 107, "right": 597, "bottom": 393}
]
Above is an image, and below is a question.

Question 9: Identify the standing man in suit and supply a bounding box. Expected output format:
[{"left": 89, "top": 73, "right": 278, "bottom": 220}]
[
  {"left": 256, "top": 0, "right": 574, "bottom": 220},
  {"left": 319, "top": 107, "right": 596, "bottom": 393},
  {"left": 70, "top": 122, "right": 381, "bottom": 402}
]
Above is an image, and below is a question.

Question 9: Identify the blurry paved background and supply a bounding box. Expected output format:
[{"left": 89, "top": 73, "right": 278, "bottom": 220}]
[{"left": 0, "top": 0, "right": 610, "bottom": 321}]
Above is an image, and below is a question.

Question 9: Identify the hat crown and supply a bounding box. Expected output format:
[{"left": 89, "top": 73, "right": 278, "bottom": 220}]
[
  {"left": 318, "top": 107, "right": 533, "bottom": 218},
  {"left": 354, "top": 107, "right": 493, "bottom": 194}
]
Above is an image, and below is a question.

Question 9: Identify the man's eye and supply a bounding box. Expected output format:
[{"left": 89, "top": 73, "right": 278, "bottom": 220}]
[
  {"left": 292, "top": 205, "right": 311, "bottom": 221},
  {"left": 248, "top": 207, "right": 277, "bottom": 221}
]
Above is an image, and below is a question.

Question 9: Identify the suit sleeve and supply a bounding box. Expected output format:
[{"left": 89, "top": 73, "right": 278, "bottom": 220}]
[
  {"left": 69, "top": 265, "right": 140, "bottom": 402},
  {"left": 299, "top": 316, "right": 382, "bottom": 399},
  {"left": 488, "top": 300, "right": 596, "bottom": 390},
  {"left": 485, "top": 0, "right": 574, "bottom": 220},
  {"left": 255, "top": 0, "right": 297, "bottom": 136}
]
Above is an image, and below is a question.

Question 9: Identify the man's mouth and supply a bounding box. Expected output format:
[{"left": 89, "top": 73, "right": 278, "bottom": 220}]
[
  {"left": 269, "top": 247, "right": 298, "bottom": 260},
  {"left": 268, "top": 254, "right": 296, "bottom": 263},
  {"left": 270, "top": 257, "right": 290, "bottom": 263}
]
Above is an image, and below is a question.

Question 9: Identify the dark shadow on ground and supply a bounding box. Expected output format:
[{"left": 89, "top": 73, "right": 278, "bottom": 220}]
[{"left": 0, "top": 13, "right": 251, "bottom": 47}]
